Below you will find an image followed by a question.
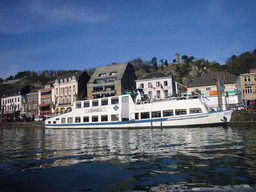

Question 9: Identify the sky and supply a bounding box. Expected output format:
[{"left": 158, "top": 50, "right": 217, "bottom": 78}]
[{"left": 1, "top": 0, "right": 255, "bottom": 79}]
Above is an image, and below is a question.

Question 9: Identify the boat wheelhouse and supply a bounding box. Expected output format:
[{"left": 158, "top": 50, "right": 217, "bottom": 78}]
[{"left": 45, "top": 90, "right": 233, "bottom": 129}]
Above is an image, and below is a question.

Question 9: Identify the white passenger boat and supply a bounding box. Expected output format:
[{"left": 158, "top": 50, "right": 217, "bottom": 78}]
[{"left": 45, "top": 90, "right": 233, "bottom": 129}]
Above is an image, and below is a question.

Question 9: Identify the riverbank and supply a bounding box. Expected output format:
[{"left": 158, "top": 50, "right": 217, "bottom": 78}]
[
  {"left": 0, "top": 121, "right": 44, "bottom": 128},
  {"left": 230, "top": 110, "right": 256, "bottom": 123}
]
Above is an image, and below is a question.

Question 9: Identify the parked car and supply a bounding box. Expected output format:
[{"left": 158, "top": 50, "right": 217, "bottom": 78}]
[{"left": 34, "top": 116, "right": 43, "bottom": 121}]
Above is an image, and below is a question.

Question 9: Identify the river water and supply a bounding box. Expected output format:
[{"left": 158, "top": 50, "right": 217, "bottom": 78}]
[{"left": 0, "top": 124, "right": 256, "bottom": 192}]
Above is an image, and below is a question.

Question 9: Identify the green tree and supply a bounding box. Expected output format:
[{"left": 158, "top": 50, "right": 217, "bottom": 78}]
[
  {"left": 164, "top": 60, "right": 168, "bottom": 67},
  {"left": 151, "top": 57, "right": 158, "bottom": 71}
]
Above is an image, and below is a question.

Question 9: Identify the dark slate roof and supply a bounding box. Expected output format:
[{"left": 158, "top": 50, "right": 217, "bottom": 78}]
[
  {"left": 187, "top": 71, "right": 237, "bottom": 87},
  {"left": 139, "top": 73, "right": 168, "bottom": 80},
  {"left": 3, "top": 87, "right": 23, "bottom": 96},
  {"left": 58, "top": 71, "right": 82, "bottom": 80},
  {"left": 88, "top": 63, "right": 129, "bottom": 83}
]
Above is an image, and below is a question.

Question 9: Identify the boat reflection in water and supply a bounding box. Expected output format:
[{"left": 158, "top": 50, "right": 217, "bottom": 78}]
[{"left": 0, "top": 125, "right": 256, "bottom": 191}]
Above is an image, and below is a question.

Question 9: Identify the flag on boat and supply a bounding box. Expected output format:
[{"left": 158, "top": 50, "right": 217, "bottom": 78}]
[{"left": 218, "top": 77, "right": 225, "bottom": 92}]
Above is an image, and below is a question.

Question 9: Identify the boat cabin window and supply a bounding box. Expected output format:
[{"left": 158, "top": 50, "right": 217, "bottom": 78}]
[
  {"left": 75, "top": 117, "right": 81, "bottom": 123},
  {"left": 111, "top": 114, "right": 119, "bottom": 121},
  {"left": 92, "top": 100, "right": 98, "bottom": 107},
  {"left": 163, "top": 110, "right": 173, "bottom": 117},
  {"left": 84, "top": 101, "right": 90, "bottom": 108},
  {"left": 135, "top": 113, "right": 139, "bottom": 120},
  {"left": 101, "top": 99, "right": 108, "bottom": 105},
  {"left": 92, "top": 116, "right": 98, "bottom": 122},
  {"left": 61, "top": 118, "right": 65, "bottom": 123},
  {"left": 141, "top": 112, "right": 150, "bottom": 119},
  {"left": 47, "top": 121, "right": 51, "bottom": 124},
  {"left": 68, "top": 117, "right": 73, "bottom": 123},
  {"left": 83, "top": 116, "right": 89, "bottom": 122},
  {"left": 189, "top": 108, "right": 202, "bottom": 114},
  {"left": 175, "top": 109, "right": 187, "bottom": 115},
  {"left": 76, "top": 102, "right": 81, "bottom": 108},
  {"left": 101, "top": 115, "right": 108, "bottom": 122},
  {"left": 53, "top": 121, "right": 56, "bottom": 124},
  {"left": 111, "top": 97, "right": 119, "bottom": 104},
  {"left": 152, "top": 111, "right": 161, "bottom": 118}
]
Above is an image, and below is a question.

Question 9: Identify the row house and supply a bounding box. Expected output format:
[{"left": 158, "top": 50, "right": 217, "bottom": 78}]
[
  {"left": 53, "top": 71, "right": 90, "bottom": 114},
  {"left": 237, "top": 69, "right": 256, "bottom": 110},
  {"left": 38, "top": 81, "right": 54, "bottom": 118},
  {"left": 1, "top": 85, "right": 33, "bottom": 119},
  {"left": 26, "top": 89, "right": 39, "bottom": 118},
  {"left": 187, "top": 71, "right": 238, "bottom": 110},
  {"left": 87, "top": 63, "right": 136, "bottom": 99},
  {"left": 135, "top": 73, "right": 176, "bottom": 100}
]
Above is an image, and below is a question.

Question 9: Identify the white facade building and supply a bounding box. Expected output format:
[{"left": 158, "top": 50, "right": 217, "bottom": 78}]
[{"left": 135, "top": 73, "right": 176, "bottom": 100}]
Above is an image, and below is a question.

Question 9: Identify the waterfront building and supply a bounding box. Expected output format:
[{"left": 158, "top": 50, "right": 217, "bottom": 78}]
[
  {"left": 38, "top": 81, "right": 54, "bottom": 118},
  {"left": 53, "top": 71, "right": 90, "bottom": 114},
  {"left": 187, "top": 71, "right": 238, "bottom": 110},
  {"left": 237, "top": 69, "right": 256, "bottom": 110},
  {"left": 1, "top": 85, "right": 33, "bottom": 120},
  {"left": 135, "top": 73, "right": 176, "bottom": 100},
  {"left": 26, "top": 88, "right": 39, "bottom": 119},
  {"left": 87, "top": 63, "right": 136, "bottom": 99}
]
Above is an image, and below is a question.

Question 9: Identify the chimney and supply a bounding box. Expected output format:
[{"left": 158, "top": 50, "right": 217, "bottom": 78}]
[{"left": 175, "top": 53, "right": 180, "bottom": 64}]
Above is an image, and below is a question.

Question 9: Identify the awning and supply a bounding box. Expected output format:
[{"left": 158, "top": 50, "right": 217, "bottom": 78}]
[
  {"left": 41, "top": 89, "right": 52, "bottom": 93},
  {"left": 38, "top": 104, "right": 50, "bottom": 107}
]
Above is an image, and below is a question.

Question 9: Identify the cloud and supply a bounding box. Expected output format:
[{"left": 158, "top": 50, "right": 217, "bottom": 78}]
[
  {"left": 0, "top": 1, "right": 109, "bottom": 33},
  {"left": 30, "top": 1, "right": 108, "bottom": 23}
]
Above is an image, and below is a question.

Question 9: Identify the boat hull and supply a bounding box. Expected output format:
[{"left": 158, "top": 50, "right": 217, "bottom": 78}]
[{"left": 44, "top": 110, "right": 233, "bottom": 129}]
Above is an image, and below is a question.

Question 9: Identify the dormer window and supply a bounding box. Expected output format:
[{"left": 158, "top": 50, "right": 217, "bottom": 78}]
[
  {"left": 64, "top": 78, "right": 67, "bottom": 83},
  {"left": 72, "top": 76, "right": 76, "bottom": 80},
  {"left": 110, "top": 72, "right": 117, "bottom": 76},
  {"left": 55, "top": 79, "right": 58, "bottom": 83},
  {"left": 99, "top": 73, "right": 106, "bottom": 77},
  {"left": 69, "top": 77, "right": 71, "bottom": 81},
  {"left": 60, "top": 79, "right": 63, "bottom": 83}
]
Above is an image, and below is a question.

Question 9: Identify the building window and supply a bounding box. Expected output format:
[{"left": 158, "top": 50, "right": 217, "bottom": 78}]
[
  {"left": 206, "top": 87, "right": 211, "bottom": 91},
  {"left": 65, "top": 87, "right": 67, "bottom": 95},
  {"left": 111, "top": 114, "right": 119, "bottom": 121},
  {"left": 254, "top": 76, "right": 256, "bottom": 81},
  {"left": 110, "top": 72, "right": 117, "bottom": 76},
  {"left": 99, "top": 73, "right": 106, "bottom": 77},
  {"left": 139, "top": 83, "right": 144, "bottom": 89},
  {"left": 245, "top": 87, "right": 253, "bottom": 94},
  {"left": 156, "top": 82, "right": 160, "bottom": 87},
  {"left": 248, "top": 76, "right": 251, "bottom": 82},
  {"left": 157, "top": 91, "right": 160, "bottom": 98},
  {"left": 56, "top": 88, "right": 58, "bottom": 95},
  {"left": 148, "top": 83, "right": 152, "bottom": 88},
  {"left": 73, "top": 85, "right": 76, "bottom": 93},
  {"left": 244, "top": 76, "right": 247, "bottom": 82},
  {"left": 165, "top": 90, "right": 168, "bottom": 98},
  {"left": 60, "top": 88, "right": 63, "bottom": 95},
  {"left": 164, "top": 81, "right": 168, "bottom": 86},
  {"left": 101, "top": 115, "right": 108, "bottom": 122}
]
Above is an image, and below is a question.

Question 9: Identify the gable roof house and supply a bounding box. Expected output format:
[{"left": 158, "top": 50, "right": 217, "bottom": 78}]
[
  {"left": 136, "top": 73, "right": 176, "bottom": 100},
  {"left": 187, "top": 71, "right": 238, "bottom": 109},
  {"left": 87, "top": 63, "right": 136, "bottom": 99}
]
